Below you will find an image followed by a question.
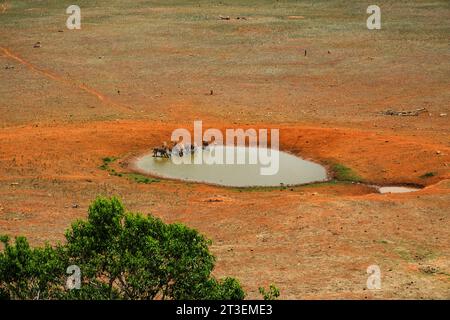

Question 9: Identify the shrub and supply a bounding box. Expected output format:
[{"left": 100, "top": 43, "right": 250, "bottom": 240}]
[
  {"left": 0, "top": 197, "right": 245, "bottom": 300},
  {"left": 259, "top": 284, "right": 280, "bottom": 300}
]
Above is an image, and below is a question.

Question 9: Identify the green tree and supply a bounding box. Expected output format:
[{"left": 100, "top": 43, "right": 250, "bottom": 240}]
[
  {"left": 0, "top": 235, "right": 66, "bottom": 300},
  {"left": 0, "top": 196, "right": 245, "bottom": 300}
]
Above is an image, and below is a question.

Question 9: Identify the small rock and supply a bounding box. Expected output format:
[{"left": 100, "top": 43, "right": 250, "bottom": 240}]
[
  {"left": 419, "top": 265, "right": 439, "bottom": 274},
  {"left": 440, "top": 113, "right": 447, "bottom": 117},
  {"left": 33, "top": 41, "right": 41, "bottom": 48},
  {"left": 72, "top": 204, "right": 79, "bottom": 208},
  {"left": 436, "top": 150, "right": 441, "bottom": 155}
]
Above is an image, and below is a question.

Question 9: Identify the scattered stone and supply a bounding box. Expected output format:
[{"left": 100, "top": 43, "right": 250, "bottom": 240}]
[
  {"left": 72, "top": 204, "right": 79, "bottom": 208},
  {"left": 379, "top": 107, "right": 427, "bottom": 116},
  {"left": 10, "top": 182, "right": 19, "bottom": 186},
  {"left": 33, "top": 41, "right": 41, "bottom": 48},
  {"left": 218, "top": 15, "right": 246, "bottom": 20},
  {"left": 4, "top": 65, "right": 14, "bottom": 70},
  {"left": 419, "top": 265, "right": 440, "bottom": 274}
]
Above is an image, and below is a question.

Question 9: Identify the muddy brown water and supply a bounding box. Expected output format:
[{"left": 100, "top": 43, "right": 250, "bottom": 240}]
[{"left": 134, "top": 145, "right": 328, "bottom": 187}]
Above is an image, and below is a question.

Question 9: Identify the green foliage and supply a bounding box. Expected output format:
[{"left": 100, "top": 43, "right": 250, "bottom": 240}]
[
  {"left": 259, "top": 284, "right": 280, "bottom": 300},
  {"left": 420, "top": 172, "right": 436, "bottom": 179},
  {"left": 99, "top": 157, "right": 158, "bottom": 184},
  {"left": 124, "top": 173, "right": 159, "bottom": 184},
  {"left": 332, "top": 163, "right": 363, "bottom": 182},
  {"left": 0, "top": 236, "right": 66, "bottom": 300},
  {"left": 99, "top": 156, "right": 117, "bottom": 170},
  {"left": 0, "top": 197, "right": 244, "bottom": 300},
  {"left": 102, "top": 157, "right": 117, "bottom": 164}
]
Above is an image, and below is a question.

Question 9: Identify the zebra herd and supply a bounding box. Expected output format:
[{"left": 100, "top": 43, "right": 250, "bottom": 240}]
[{"left": 152, "top": 141, "right": 211, "bottom": 158}]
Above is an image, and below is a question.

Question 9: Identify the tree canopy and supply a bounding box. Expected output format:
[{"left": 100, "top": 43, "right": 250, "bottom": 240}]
[{"left": 0, "top": 196, "right": 245, "bottom": 300}]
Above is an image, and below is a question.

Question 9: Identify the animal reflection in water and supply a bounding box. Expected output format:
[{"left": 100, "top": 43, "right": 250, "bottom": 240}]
[{"left": 152, "top": 139, "right": 214, "bottom": 158}]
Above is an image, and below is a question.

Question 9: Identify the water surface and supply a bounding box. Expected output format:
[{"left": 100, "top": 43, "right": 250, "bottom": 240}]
[
  {"left": 134, "top": 146, "right": 328, "bottom": 187},
  {"left": 378, "top": 186, "right": 420, "bottom": 194}
]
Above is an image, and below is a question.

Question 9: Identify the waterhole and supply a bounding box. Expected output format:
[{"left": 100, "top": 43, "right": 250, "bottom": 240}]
[
  {"left": 377, "top": 186, "right": 421, "bottom": 194},
  {"left": 134, "top": 146, "right": 328, "bottom": 187}
]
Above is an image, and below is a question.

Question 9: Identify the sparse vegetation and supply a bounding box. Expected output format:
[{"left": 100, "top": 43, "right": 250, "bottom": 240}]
[
  {"left": 332, "top": 163, "right": 363, "bottom": 182},
  {"left": 420, "top": 172, "right": 436, "bottom": 179},
  {"left": 394, "top": 246, "right": 436, "bottom": 263},
  {"left": 124, "top": 173, "right": 159, "bottom": 184},
  {"left": 99, "top": 157, "right": 159, "bottom": 184},
  {"left": 259, "top": 284, "right": 280, "bottom": 300}
]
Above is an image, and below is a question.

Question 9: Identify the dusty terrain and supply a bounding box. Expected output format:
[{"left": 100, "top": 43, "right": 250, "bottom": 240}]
[{"left": 0, "top": 1, "right": 449, "bottom": 299}]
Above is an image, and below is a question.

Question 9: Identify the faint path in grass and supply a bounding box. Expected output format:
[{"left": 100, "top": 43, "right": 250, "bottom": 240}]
[{"left": 0, "top": 46, "right": 135, "bottom": 113}]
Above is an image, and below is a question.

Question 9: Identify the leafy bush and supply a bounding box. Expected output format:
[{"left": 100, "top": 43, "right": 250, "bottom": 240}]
[
  {"left": 259, "top": 284, "right": 280, "bottom": 300},
  {"left": 0, "top": 236, "right": 66, "bottom": 300},
  {"left": 0, "top": 197, "right": 245, "bottom": 300}
]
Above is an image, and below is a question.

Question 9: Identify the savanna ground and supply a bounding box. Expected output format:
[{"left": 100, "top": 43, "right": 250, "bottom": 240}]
[{"left": 0, "top": 0, "right": 449, "bottom": 299}]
